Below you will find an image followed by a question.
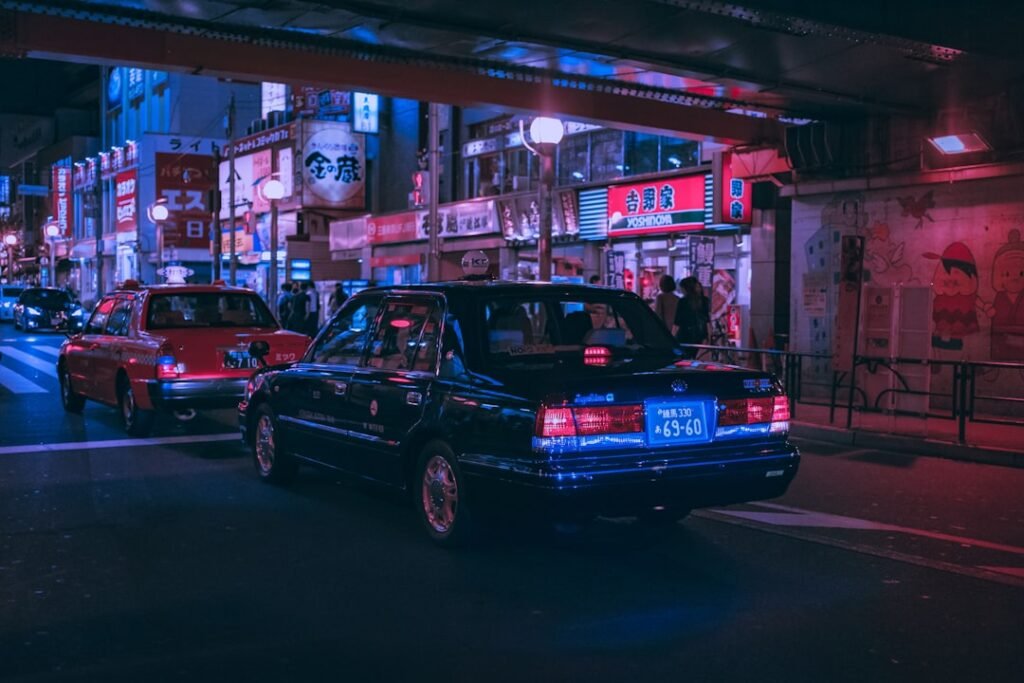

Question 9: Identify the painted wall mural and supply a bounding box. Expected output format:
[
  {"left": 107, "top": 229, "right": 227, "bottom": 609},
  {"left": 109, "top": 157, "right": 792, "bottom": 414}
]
[{"left": 792, "top": 176, "right": 1024, "bottom": 398}]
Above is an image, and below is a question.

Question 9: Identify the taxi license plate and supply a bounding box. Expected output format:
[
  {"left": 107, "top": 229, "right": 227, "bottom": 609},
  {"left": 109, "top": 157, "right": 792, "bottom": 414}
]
[
  {"left": 646, "top": 399, "right": 711, "bottom": 446},
  {"left": 223, "top": 350, "right": 260, "bottom": 369}
]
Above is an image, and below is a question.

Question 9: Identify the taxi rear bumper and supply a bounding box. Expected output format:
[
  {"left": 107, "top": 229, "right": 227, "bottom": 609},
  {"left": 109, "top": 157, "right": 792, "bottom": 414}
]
[
  {"left": 146, "top": 377, "right": 249, "bottom": 410},
  {"left": 460, "top": 441, "right": 800, "bottom": 517}
]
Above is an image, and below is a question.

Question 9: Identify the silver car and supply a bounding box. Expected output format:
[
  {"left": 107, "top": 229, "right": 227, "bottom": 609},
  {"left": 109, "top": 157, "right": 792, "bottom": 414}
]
[{"left": 0, "top": 284, "right": 24, "bottom": 322}]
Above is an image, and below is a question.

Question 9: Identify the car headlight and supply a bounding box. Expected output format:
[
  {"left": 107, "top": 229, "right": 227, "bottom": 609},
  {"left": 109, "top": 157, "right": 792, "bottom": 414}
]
[
  {"left": 26, "top": 306, "right": 42, "bottom": 316},
  {"left": 1, "top": 301, "right": 10, "bottom": 308},
  {"left": 71, "top": 308, "right": 83, "bottom": 317}
]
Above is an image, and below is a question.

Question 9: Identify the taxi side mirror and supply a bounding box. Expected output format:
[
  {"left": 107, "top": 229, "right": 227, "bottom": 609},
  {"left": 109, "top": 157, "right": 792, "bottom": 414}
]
[{"left": 249, "top": 340, "right": 271, "bottom": 367}]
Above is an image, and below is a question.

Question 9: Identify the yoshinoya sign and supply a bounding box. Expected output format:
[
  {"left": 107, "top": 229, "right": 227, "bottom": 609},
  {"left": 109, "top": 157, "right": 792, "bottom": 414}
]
[
  {"left": 712, "top": 150, "right": 753, "bottom": 225},
  {"left": 52, "top": 167, "right": 73, "bottom": 237},
  {"left": 114, "top": 169, "right": 137, "bottom": 233},
  {"left": 607, "top": 174, "right": 705, "bottom": 237},
  {"left": 300, "top": 121, "right": 366, "bottom": 209}
]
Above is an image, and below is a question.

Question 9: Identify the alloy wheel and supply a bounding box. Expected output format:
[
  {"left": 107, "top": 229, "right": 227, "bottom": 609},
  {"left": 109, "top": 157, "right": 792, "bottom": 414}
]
[{"left": 421, "top": 454, "right": 459, "bottom": 534}]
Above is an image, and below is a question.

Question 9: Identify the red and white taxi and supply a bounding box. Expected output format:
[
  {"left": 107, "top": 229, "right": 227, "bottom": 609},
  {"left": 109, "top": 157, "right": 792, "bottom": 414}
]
[{"left": 57, "top": 281, "right": 310, "bottom": 436}]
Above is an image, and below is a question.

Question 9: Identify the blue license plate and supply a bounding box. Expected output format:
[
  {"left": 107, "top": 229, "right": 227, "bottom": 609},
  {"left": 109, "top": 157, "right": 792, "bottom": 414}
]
[{"left": 646, "top": 400, "right": 712, "bottom": 446}]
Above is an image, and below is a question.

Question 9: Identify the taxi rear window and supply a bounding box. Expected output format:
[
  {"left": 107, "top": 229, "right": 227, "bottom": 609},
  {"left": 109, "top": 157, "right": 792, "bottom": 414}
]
[
  {"left": 147, "top": 293, "right": 277, "bottom": 329},
  {"left": 481, "top": 293, "right": 674, "bottom": 366},
  {"left": 20, "top": 289, "right": 70, "bottom": 306}
]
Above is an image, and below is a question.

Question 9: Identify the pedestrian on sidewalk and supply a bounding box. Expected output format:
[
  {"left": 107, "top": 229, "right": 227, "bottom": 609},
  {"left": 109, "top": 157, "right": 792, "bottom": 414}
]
[
  {"left": 653, "top": 274, "right": 679, "bottom": 328},
  {"left": 673, "top": 276, "right": 710, "bottom": 359},
  {"left": 286, "top": 282, "right": 308, "bottom": 333}
]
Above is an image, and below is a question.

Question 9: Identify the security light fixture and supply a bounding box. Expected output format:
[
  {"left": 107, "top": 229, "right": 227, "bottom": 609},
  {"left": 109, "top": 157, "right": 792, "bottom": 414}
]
[{"left": 927, "top": 133, "right": 991, "bottom": 155}]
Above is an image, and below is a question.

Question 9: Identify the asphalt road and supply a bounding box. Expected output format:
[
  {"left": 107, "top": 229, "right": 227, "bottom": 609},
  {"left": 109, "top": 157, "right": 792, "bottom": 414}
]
[{"left": 2, "top": 325, "right": 1022, "bottom": 682}]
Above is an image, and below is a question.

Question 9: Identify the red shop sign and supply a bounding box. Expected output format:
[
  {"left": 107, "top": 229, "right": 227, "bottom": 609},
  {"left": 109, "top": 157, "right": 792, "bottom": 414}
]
[
  {"left": 607, "top": 174, "right": 705, "bottom": 237},
  {"left": 156, "top": 153, "right": 215, "bottom": 249},
  {"left": 713, "top": 150, "right": 753, "bottom": 225},
  {"left": 115, "top": 169, "right": 137, "bottom": 233},
  {"left": 367, "top": 211, "right": 420, "bottom": 244}
]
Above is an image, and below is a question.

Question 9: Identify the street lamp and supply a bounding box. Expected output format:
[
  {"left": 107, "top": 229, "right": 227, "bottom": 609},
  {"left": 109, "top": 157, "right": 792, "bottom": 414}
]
[
  {"left": 2, "top": 233, "right": 17, "bottom": 283},
  {"left": 44, "top": 221, "right": 61, "bottom": 288},
  {"left": 147, "top": 198, "right": 170, "bottom": 274},
  {"left": 522, "top": 116, "right": 564, "bottom": 281},
  {"left": 259, "top": 176, "right": 285, "bottom": 308}
]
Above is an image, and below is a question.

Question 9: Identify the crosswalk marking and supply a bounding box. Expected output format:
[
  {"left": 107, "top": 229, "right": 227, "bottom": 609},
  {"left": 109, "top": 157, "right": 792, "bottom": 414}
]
[
  {"left": 0, "top": 346, "right": 58, "bottom": 377},
  {"left": 0, "top": 365, "right": 47, "bottom": 394},
  {"left": 33, "top": 346, "right": 61, "bottom": 358}
]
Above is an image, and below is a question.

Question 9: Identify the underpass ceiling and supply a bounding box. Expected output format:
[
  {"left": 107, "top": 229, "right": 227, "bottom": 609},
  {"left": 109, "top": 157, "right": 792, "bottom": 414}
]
[{"left": 7, "top": 1, "right": 1024, "bottom": 135}]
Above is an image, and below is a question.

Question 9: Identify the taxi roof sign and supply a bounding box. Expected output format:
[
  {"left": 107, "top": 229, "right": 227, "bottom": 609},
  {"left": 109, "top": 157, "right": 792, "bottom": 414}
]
[{"left": 460, "top": 250, "right": 490, "bottom": 278}]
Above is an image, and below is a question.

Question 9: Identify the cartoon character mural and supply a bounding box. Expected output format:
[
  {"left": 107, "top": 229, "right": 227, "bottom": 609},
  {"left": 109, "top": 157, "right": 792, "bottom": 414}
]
[
  {"left": 924, "top": 241, "right": 981, "bottom": 351},
  {"left": 864, "top": 221, "right": 914, "bottom": 286},
  {"left": 987, "top": 229, "right": 1024, "bottom": 360}
]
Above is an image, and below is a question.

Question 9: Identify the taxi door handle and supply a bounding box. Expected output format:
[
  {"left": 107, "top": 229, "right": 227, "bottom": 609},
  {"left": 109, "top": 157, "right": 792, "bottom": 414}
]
[
  {"left": 406, "top": 391, "right": 422, "bottom": 406},
  {"left": 331, "top": 381, "right": 347, "bottom": 396}
]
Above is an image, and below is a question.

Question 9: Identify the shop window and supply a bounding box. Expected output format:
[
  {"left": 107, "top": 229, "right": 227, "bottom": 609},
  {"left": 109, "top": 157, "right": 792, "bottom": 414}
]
[
  {"left": 624, "top": 132, "right": 659, "bottom": 176},
  {"left": 589, "top": 130, "right": 625, "bottom": 182},
  {"left": 660, "top": 137, "right": 699, "bottom": 171},
  {"left": 557, "top": 133, "right": 589, "bottom": 185}
]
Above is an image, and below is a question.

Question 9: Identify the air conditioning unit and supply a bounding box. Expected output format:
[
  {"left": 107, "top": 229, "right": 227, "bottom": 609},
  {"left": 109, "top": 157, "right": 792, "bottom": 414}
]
[{"left": 785, "top": 121, "right": 866, "bottom": 176}]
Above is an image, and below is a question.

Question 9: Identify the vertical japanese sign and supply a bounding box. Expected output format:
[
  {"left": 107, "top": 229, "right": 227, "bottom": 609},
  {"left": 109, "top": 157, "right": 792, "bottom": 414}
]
[
  {"left": 605, "top": 250, "right": 626, "bottom": 289},
  {"left": 156, "top": 153, "right": 215, "bottom": 249},
  {"left": 713, "top": 150, "right": 753, "bottom": 225},
  {"left": 127, "top": 68, "right": 145, "bottom": 102},
  {"left": 833, "top": 235, "right": 865, "bottom": 372},
  {"left": 300, "top": 121, "right": 365, "bottom": 209},
  {"left": 251, "top": 150, "right": 273, "bottom": 214},
  {"left": 114, "top": 170, "right": 137, "bottom": 233},
  {"left": 689, "top": 236, "right": 716, "bottom": 293},
  {"left": 52, "top": 167, "right": 73, "bottom": 237},
  {"left": 607, "top": 174, "right": 705, "bottom": 237}
]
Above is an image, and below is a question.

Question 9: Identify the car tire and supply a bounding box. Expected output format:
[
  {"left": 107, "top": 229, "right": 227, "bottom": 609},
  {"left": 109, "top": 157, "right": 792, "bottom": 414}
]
[
  {"left": 415, "top": 440, "right": 474, "bottom": 547},
  {"left": 636, "top": 506, "right": 690, "bottom": 527},
  {"left": 59, "top": 368, "right": 85, "bottom": 414},
  {"left": 252, "top": 404, "right": 298, "bottom": 485},
  {"left": 118, "top": 381, "right": 155, "bottom": 437}
]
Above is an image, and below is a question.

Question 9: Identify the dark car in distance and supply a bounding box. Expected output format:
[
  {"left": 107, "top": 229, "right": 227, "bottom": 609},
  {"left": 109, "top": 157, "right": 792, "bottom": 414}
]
[
  {"left": 13, "top": 287, "right": 85, "bottom": 332},
  {"left": 239, "top": 281, "right": 799, "bottom": 546}
]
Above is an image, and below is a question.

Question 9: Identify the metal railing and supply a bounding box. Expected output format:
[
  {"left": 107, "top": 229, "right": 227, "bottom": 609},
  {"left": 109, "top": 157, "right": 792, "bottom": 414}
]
[{"left": 679, "top": 343, "right": 1024, "bottom": 444}]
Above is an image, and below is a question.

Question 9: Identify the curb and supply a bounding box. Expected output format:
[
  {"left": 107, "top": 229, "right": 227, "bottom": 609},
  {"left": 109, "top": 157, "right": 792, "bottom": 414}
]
[{"left": 790, "top": 422, "right": 1024, "bottom": 468}]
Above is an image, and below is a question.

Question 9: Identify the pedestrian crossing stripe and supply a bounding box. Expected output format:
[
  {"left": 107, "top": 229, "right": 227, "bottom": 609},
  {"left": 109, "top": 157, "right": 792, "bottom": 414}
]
[
  {"left": 0, "top": 365, "right": 47, "bottom": 394},
  {"left": 0, "top": 346, "right": 58, "bottom": 377},
  {"left": 0, "top": 343, "right": 62, "bottom": 394}
]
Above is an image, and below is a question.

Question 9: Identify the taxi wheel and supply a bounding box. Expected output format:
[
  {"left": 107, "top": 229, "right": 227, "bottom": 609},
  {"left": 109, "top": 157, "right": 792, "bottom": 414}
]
[
  {"left": 118, "top": 382, "right": 155, "bottom": 437},
  {"left": 252, "top": 404, "right": 297, "bottom": 485},
  {"left": 416, "top": 441, "right": 474, "bottom": 547},
  {"left": 59, "top": 368, "right": 85, "bottom": 413}
]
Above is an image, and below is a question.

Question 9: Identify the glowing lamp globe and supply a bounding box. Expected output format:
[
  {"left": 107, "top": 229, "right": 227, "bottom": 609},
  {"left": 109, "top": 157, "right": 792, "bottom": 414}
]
[
  {"left": 149, "top": 203, "right": 170, "bottom": 222},
  {"left": 530, "top": 117, "right": 564, "bottom": 146},
  {"left": 45, "top": 223, "right": 61, "bottom": 238},
  {"left": 3, "top": 234, "right": 17, "bottom": 246},
  {"left": 263, "top": 178, "right": 285, "bottom": 201}
]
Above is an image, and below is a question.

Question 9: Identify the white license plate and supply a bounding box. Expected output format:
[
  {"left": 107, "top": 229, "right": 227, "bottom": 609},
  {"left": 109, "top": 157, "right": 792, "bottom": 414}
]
[{"left": 646, "top": 399, "right": 712, "bottom": 446}]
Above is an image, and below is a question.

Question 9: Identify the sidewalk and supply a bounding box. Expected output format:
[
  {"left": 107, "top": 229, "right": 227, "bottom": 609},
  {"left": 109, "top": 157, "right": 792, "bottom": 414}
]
[{"left": 790, "top": 402, "right": 1024, "bottom": 468}]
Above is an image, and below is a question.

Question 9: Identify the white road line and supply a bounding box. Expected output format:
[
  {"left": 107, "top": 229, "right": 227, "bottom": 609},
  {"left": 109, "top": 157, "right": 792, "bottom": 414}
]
[
  {"left": 33, "top": 346, "right": 61, "bottom": 358},
  {"left": 0, "top": 346, "right": 58, "bottom": 377},
  {"left": 0, "top": 365, "right": 47, "bottom": 394},
  {"left": 749, "top": 501, "right": 1024, "bottom": 557},
  {"left": 0, "top": 432, "right": 240, "bottom": 456}
]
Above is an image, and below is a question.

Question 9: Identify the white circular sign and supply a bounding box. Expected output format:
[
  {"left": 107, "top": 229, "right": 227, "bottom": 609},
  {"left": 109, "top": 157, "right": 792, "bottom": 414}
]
[
  {"left": 461, "top": 250, "right": 490, "bottom": 276},
  {"left": 302, "top": 126, "right": 364, "bottom": 206}
]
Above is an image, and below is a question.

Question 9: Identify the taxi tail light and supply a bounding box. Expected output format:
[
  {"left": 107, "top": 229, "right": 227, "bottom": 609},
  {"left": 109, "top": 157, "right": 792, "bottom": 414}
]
[
  {"left": 536, "top": 406, "right": 576, "bottom": 438},
  {"left": 156, "top": 343, "right": 179, "bottom": 380},
  {"left": 717, "top": 397, "right": 777, "bottom": 426},
  {"left": 772, "top": 396, "right": 790, "bottom": 422},
  {"left": 583, "top": 346, "right": 612, "bottom": 367},
  {"left": 536, "top": 404, "right": 643, "bottom": 437},
  {"left": 573, "top": 405, "right": 643, "bottom": 435}
]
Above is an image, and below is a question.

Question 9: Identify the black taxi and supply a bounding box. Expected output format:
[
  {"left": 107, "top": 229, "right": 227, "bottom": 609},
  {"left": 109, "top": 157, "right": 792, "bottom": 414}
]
[{"left": 238, "top": 280, "right": 799, "bottom": 545}]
